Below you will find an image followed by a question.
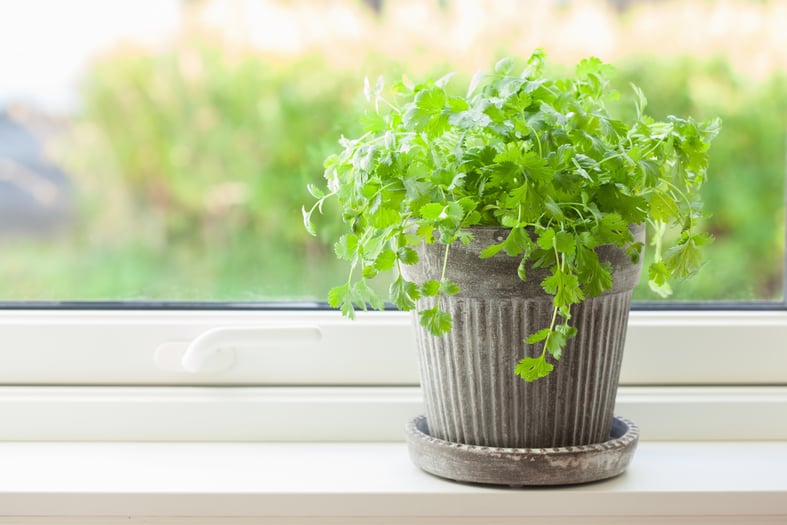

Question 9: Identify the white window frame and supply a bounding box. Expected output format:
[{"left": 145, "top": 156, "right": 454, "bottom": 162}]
[{"left": 0, "top": 307, "right": 785, "bottom": 441}]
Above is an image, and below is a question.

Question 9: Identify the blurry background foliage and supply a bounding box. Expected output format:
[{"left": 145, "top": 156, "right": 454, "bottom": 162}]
[{"left": 1, "top": 0, "right": 785, "bottom": 302}]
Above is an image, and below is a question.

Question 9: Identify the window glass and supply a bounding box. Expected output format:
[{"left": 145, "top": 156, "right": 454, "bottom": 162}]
[{"left": 0, "top": 0, "right": 784, "bottom": 303}]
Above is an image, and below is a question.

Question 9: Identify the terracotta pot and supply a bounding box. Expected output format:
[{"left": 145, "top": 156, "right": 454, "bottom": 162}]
[{"left": 401, "top": 225, "right": 644, "bottom": 449}]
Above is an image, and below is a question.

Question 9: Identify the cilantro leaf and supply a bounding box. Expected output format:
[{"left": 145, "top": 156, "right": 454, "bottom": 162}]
[
  {"left": 397, "top": 247, "right": 419, "bottom": 265},
  {"left": 334, "top": 234, "right": 359, "bottom": 261},
  {"left": 664, "top": 233, "right": 710, "bottom": 278},
  {"left": 515, "top": 355, "right": 554, "bottom": 382},
  {"left": 419, "top": 307, "right": 452, "bottom": 336},
  {"left": 440, "top": 278, "right": 461, "bottom": 296},
  {"left": 647, "top": 260, "right": 673, "bottom": 297},
  {"left": 390, "top": 276, "right": 420, "bottom": 311},
  {"left": 541, "top": 266, "right": 584, "bottom": 307},
  {"left": 525, "top": 328, "right": 551, "bottom": 345},
  {"left": 374, "top": 249, "right": 396, "bottom": 271},
  {"left": 576, "top": 245, "right": 613, "bottom": 297},
  {"left": 421, "top": 280, "right": 441, "bottom": 297},
  {"left": 403, "top": 87, "right": 449, "bottom": 135}
]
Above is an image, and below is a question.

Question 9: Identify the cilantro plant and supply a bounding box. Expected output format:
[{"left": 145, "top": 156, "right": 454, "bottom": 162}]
[{"left": 304, "top": 50, "right": 720, "bottom": 381}]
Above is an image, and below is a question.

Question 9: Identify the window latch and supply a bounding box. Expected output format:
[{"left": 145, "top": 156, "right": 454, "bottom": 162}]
[{"left": 155, "top": 326, "right": 322, "bottom": 374}]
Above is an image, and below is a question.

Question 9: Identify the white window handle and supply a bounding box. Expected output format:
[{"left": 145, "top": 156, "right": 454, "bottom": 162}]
[{"left": 155, "top": 326, "right": 322, "bottom": 374}]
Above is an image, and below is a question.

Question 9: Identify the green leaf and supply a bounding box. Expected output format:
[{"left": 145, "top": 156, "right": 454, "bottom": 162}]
[
  {"left": 419, "top": 201, "right": 464, "bottom": 225},
  {"left": 638, "top": 159, "right": 661, "bottom": 186},
  {"left": 514, "top": 355, "right": 554, "bottom": 382},
  {"left": 502, "top": 226, "right": 532, "bottom": 257},
  {"left": 420, "top": 203, "right": 446, "bottom": 221},
  {"left": 596, "top": 184, "right": 648, "bottom": 224},
  {"left": 547, "top": 323, "right": 577, "bottom": 359},
  {"left": 456, "top": 229, "right": 474, "bottom": 245},
  {"left": 576, "top": 245, "right": 613, "bottom": 297},
  {"left": 544, "top": 197, "right": 564, "bottom": 220},
  {"left": 576, "top": 56, "right": 614, "bottom": 81},
  {"left": 334, "top": 234, "right": 359, "bottom": 261},
  {"left": 664, "top": 234, "right": 708, "bottom": 279},
  {"left": 397, "top": 246, "right": 419, "bottom": 265},
  {"left": 648, "top": 260, "right": 673, "bottom": 297},
  {"left": 520, "top": 151, "right": 555, "bottom": 184},
  {"left": 448, "top": 108, "right": 492, "bottom": 129},
  {"left": 649, "top": 191, "right": 679, "bottom": 223},
  {"left": 416, "top": 224, "right": 436, "bottom": 243},
  {"left": 536, "top": 228, "right": 556, "bottom": 251},
  {"left": 541, "top": 266, "right": 584, "bottom": 306},
  {"left": 302, "top": 206, "right": 316, "bottom": 236},
  {"left": 328, "top": 284, "right": 348, "bottom": 309},
  {"left": 593, "top": 212, "right": 630, "bottom": 246},
  {"left": 440, "top": 279, "right": 461, "bottom": 296},
  {"left": 517, "top": 256, "right": 527, "bottom": 281},
  {"left": 495, "top": 57, "right": 514, "bottom": 75},
  {"left": 328, "top": 284, "right": 356, "bottom": 319},
  {"left": 306, "top": 183, "right": 325, "bottom": 200},
  {"left": 630, "top": 82, "right": 648, "bottom": 118},
  {"left": 362, "top": 265, "right": 378, "bottom": 279},
  {"left": 390, "top": 276, "right": 421, "bottom": 311},
  {"left": 403, "top": 87, "right": 449, "bottom": 135},
  {"left": 353, "top": 280, "right": 385, "bottom": 311},
  {"left": 554, "top": 231, "right": 576, "bottom": 260},
  {"left": 626, "top": 241, "right": 644, "bottom": 264},
  {"left": 419, "top": 307, "right": 452, "bottom": 336},
  {"left": 371, "top": 207, "right": 402, "bottom": 229},
  {"left": 361, "top": 232, "right": 387, "bottom": 261},
  {"left": 374, "top": 249, "right": 396, "bottom": 271},
  {"left": 479, "top": 243, "right": 504, "bottom": 259},
  {"left": 421, "top": 280, "right": 441, "bottom": 297},
  {"left": 523, "top": 48, "right": 546, "bottom": 78},
  {"left": 525, "top": 327, "right": 551, "bottom": 344}
]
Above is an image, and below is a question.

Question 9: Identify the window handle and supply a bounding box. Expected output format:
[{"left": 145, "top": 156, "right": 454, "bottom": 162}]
[{"left": 155, "top": 326, "right": 322, "bottom": 374}]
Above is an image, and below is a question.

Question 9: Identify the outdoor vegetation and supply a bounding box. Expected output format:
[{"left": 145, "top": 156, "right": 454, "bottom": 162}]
[{"left": 1, "top": 0, "right": 785, "bottom": 302}]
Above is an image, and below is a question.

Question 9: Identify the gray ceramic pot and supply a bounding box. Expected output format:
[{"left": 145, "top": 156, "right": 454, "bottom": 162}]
[{"left": 401, "top": 225, "right": 644, "bottom": 449}]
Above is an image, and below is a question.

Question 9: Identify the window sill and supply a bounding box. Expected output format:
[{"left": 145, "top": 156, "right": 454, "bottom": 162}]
[{"left": 0, "top": 440, "right": 785, "bottom": 524}]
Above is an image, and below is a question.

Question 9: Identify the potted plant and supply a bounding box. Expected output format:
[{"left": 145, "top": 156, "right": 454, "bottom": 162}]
[{"left": 304, "top": 50, "right": 720, "bottom": 485}]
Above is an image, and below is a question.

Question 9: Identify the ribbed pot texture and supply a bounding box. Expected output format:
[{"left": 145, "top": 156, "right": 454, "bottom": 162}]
[{"left": 401, "top": 225, "right": 644, "bottom": 449}]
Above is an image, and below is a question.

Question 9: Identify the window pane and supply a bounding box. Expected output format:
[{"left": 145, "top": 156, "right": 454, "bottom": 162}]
[{"left": 0, "top": 0, "right": 783, "bottom": 303}]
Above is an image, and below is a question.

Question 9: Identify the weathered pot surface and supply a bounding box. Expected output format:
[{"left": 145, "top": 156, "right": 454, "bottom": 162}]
[
  {"left": 400, "top": 225, "right": 644, "bottom": 454},
  {"left": 406, "top": 414, "right": 639, "bottom": 486}
]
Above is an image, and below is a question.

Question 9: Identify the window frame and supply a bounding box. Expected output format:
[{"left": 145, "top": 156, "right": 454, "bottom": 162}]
[
  {"left": 0, "top": 305, "right": 786, "bottom": 441},
  {"left": 0, "top": 305, "right": 785, "bottom": 385}
]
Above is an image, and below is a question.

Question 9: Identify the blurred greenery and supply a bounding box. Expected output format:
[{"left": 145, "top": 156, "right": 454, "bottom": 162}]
[
  {"left": 614, "top": 57, "right": 786, "bottom": 300},
  {"left": 1, "top": 38, "right": 784, "bottom": 302}
]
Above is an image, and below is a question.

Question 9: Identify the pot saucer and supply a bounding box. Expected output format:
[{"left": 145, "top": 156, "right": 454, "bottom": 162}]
[{"left": 405, "top": 415, "right": 639, "bottom": 486}]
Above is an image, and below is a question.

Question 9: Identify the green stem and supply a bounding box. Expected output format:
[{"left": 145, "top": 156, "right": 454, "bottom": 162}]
[
  {"left": 540, "top": 246, "right": 564, "bottom": 359},
  {"left": 376, "top": 96, "right": 401, "bottom": 114},
  {"left": 534, "top": 132, "right": 543, "bottom": 157},
  {"left": 433, "top": 243, "right": 451, "bottom": 312},
  {"left": 440, "top": 243, "right": 451, "bottom": 281},
  {"left": 662, "top": 179, "right": 695, "bottom": 228},
  {"left": 540, "top": 300, "right": 560, "bottom": 360},
  {"left": 648, "top": 219, "right": 667, "bottom": 262}
]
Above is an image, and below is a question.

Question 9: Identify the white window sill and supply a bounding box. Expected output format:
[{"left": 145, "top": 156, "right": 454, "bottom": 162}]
[{"left": 0, "top": 440, "right": 785, "bottom": 524}]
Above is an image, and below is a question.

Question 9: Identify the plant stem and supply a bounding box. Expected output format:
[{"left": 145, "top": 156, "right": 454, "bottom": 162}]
[
  {"left": 540, "top": 300, "right": 560, "bottom": 360},
  {"left": 440, "top": 242, "right": 451, "bottom": 281},
  {"left": 540, "top": 246, "right": 564, "bottom": 359},
  {"left": 434, "top": 242, "right": 451, "bottom": 312}
]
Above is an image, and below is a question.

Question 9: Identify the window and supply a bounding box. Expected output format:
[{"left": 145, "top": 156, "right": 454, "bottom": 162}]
[{"left": 0, "top": 0, "right": 785, "bottom": 441}]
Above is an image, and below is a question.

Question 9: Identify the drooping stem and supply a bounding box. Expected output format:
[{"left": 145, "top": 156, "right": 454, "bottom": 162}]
[
  {"left": 540, "top": 246, "right": 564, "bottom": 359},
  {"left": 440, "top": 243, "right": 451, "bottom": 282},
  {"left": 540, "top": 299, "right": 560, "bottom": 360},
  {"left": 435, "top": 243, "right": 451, "bottom": 311}
]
